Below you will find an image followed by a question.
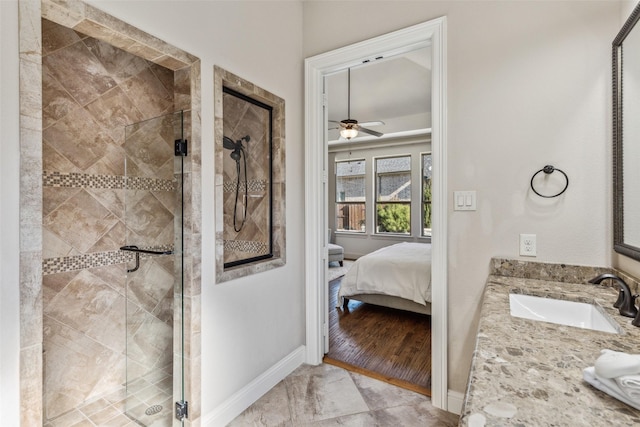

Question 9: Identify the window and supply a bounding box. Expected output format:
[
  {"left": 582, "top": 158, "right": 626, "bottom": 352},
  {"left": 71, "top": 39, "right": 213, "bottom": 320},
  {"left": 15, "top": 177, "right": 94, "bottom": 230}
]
[
  {"left": 422, "top": 153, "right": 432, "bottom": 237},
  {"left": 375, "top": 156, "right": 411, "bottom": 234},
  {"left": 336, "top": 160, "right": 366, "bottom": 232}
]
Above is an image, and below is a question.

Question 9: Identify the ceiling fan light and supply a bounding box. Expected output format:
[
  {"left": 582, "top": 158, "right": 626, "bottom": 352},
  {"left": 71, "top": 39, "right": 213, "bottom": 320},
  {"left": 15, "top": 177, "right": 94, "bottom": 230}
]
[{"left": 340, "top": 127, "right": 358, "bottom": 140}]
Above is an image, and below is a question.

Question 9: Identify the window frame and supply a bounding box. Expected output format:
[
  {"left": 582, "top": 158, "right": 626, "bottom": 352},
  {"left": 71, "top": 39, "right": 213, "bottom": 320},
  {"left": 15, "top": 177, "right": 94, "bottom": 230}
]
[
  {"left": 421, "top": 152, "right": 432, "bottom": 238},
  {"left": 374, "top": 154, "right": 412, "bottom": 235},
  {"left": 335, "top": 158, "right": 367, "bottom": 233}
]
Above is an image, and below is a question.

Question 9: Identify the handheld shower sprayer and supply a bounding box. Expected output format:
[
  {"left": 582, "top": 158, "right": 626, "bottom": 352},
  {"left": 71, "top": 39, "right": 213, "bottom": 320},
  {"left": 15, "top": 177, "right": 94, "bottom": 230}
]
[
  {"left": 223, "top": 135, "right": 251, "bottom": 232},
  {"left": 223, "top": 135, "right": 250, "bottom": 162}
]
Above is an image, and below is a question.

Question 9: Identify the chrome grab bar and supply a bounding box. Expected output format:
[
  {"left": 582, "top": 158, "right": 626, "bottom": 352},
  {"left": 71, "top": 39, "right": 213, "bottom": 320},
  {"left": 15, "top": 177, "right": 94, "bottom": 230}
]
[{"left": 120, "top": 245, "right": 174, "bottom": 272}]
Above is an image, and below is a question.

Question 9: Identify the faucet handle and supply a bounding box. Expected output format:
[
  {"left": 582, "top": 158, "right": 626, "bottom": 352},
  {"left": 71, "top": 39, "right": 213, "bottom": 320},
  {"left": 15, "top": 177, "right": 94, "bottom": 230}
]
[
  {"left": 614, "top": 288, "right": 626, "bottom": 309},
  {"left": 632, "top": 295, "right": 640, "bottom": 327}
]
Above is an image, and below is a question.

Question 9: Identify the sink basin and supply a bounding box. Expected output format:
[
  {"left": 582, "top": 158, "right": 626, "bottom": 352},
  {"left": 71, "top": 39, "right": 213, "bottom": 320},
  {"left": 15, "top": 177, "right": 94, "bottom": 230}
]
[{"left": 509, "top": 293, "right": 620, "bottom": 334}]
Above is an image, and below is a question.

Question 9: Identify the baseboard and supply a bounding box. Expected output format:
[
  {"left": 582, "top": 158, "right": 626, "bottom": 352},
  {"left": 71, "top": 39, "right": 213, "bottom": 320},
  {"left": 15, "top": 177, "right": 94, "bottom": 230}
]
[
  {"left": 203, "top": 346, "right": 306, "bottom": 427},
  {"left": 447, "top": 390, "right": 464, "bottom": 415}
]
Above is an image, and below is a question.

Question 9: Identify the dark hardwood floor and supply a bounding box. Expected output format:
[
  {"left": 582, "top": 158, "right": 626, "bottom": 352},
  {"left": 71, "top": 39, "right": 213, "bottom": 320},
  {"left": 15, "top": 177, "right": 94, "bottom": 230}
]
[{"left": 324, "top": 276, "right": 432, "bottom": 396}]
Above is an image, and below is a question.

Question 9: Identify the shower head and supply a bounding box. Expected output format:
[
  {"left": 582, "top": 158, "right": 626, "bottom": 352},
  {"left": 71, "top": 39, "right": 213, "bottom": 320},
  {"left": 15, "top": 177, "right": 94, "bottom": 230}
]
[
  {"left": 223, "top": 135, "right": 250, "bottom": 162},
  {"left": 223, "top": 136, "right": 237, "bottom": 150},
  {"left": 223, "top": 135, "right": 250, "bottom": 150}
]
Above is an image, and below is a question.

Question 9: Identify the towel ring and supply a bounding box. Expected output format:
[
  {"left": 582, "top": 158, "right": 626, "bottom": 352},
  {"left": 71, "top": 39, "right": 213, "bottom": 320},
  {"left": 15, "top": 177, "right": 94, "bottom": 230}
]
[{"left": 530, "top": 165, "right": 569, "bottom": 198}]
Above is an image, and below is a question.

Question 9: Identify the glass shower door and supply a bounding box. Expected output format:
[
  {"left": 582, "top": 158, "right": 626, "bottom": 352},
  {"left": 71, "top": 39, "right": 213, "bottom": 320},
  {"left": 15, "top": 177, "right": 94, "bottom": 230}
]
[{"left": 122, "top": 111, "right": 186, "bottom": 426}]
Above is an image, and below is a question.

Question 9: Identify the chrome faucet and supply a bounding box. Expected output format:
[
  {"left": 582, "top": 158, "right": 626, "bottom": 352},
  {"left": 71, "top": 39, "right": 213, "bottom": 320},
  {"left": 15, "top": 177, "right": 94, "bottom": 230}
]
[{"left": 589, "top": 273, "right": 638, "bottom": 318}]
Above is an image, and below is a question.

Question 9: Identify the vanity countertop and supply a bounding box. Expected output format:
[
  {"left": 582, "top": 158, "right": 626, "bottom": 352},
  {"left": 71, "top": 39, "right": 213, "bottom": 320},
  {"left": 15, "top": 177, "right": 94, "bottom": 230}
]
[{"left": 459, "top": 262, "right": 640, "bottom": 426}]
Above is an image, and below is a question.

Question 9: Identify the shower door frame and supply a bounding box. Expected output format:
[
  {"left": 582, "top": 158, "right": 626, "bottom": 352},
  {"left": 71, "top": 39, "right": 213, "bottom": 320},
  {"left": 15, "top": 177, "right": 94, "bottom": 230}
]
[{"left": 122, "top": 110, "right": 188, "bottom": 426}]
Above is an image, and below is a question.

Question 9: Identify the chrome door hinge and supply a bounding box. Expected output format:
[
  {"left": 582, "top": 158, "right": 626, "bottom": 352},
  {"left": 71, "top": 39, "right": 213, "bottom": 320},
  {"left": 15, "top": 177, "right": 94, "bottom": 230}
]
[{"left": 175, "top": 400, "right": 188, "bottom": 421}]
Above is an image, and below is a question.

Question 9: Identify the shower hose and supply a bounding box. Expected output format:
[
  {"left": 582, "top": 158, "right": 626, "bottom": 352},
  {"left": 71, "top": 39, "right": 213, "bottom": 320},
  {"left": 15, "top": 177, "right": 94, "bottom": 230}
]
[{"left": 233, "top": 149, "right": 248, "bottom": 232}]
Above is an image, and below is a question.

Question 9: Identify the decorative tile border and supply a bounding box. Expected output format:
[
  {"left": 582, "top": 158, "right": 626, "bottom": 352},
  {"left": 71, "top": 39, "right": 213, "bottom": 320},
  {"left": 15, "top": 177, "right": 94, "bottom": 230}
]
[
  {"left": 43, "top": 170, "right": 176, "bottom": 191},
  {"left": 223, "top": 179, "right": 267, "bottom": 194},
  {"left": 224, "top": 239, "right": 268, "bottom": 254},
  {"left": 43, "top": 245, "right": 174, "bottom": 275}
]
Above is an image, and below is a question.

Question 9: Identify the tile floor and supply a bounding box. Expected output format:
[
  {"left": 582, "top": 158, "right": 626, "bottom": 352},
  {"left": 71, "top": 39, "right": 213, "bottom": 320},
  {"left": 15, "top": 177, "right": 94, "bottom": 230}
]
[
  {"left": 228, "top": 363, "right": 460, "bottom": 426},
  {"left": 44, "top": 369, "right": 173, "bottom": 427}
]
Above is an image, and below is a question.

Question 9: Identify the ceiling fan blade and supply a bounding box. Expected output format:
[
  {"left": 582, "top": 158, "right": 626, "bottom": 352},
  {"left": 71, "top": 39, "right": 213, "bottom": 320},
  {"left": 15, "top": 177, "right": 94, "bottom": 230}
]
[
  {"left": 328, "top": 120, "right": 341, "bottom": 124},
  {"left": 358, "top": 127, "right": 384, "bottom": 137},
  {"left": 359, "top": 121, "right": 385, "bottom": 127}
]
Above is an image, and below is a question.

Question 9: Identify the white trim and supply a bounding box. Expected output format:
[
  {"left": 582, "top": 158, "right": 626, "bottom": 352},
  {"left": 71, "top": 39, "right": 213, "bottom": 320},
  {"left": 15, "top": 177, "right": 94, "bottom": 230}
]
[
  {"left": 203, "top": 346, "right": 305, "bottom": 427},
  {"left": 304, "top": 17, "right": 448, "bottom": 410},
  {"left": 447, "top": 390, "right": 465, "bottom": 415}
]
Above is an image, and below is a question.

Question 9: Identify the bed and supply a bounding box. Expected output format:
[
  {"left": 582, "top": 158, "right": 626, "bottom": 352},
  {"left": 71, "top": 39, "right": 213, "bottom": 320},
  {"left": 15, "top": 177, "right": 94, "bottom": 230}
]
[{"left": 337, "top": 242, "right": 432, "bottom": 315}]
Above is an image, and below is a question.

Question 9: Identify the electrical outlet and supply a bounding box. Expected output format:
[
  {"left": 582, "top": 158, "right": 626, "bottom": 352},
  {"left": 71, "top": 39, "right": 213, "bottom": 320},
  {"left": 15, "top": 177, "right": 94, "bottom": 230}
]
[{"left": 519, "top": 234, "right": 537, "bottom": 257}]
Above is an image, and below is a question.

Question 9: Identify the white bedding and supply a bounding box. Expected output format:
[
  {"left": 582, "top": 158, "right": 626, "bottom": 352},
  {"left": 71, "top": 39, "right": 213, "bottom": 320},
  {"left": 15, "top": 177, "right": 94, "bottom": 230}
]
[{"left": 338, "top": 242, "right": 432, "bottom": 306}]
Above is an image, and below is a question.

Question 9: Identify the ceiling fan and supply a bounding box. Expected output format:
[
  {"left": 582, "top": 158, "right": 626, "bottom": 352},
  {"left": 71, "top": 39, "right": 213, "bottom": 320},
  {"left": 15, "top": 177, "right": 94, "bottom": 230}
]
[{"left": 329, "top": 68, "right": 384, "bottom": 140}]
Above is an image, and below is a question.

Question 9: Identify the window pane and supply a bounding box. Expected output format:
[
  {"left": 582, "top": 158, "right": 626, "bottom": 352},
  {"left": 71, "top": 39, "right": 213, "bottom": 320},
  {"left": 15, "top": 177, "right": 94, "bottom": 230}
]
[
  {"left": 336, "top": 160, "right": 365, "bottom": 232},
  {"left": 376, "top": 203, "right": 411, "bottom": 234},
  {"left": 336, "top": 203, "right": 366, "bottom": 232},
  {"left": 376, "top": 156, "right": 411, "bottom": 202},
  {"left": 375, "top": 156, "right": 411, "bottom": 234},
  {"left": 422, "top": 154, "right": 432, "bottom": 237}
]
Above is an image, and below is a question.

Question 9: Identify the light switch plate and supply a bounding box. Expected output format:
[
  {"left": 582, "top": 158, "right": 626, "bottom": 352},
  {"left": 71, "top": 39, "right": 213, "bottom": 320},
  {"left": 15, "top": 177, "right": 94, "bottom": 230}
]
[{"left": 454, "top": 191, "right": 477, "bottom": 211}]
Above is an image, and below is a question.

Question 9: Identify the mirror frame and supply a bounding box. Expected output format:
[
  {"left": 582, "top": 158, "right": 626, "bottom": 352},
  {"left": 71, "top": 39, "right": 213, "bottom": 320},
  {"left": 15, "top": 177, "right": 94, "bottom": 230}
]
[{"left": 613, "top": 3, "right": 640, "bottom": 261}]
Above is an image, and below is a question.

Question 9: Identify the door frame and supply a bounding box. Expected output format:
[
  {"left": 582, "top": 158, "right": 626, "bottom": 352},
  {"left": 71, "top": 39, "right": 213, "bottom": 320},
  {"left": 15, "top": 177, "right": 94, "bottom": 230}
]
[{"left": 304, "top": 17, "right": 449, "bottom": 410}]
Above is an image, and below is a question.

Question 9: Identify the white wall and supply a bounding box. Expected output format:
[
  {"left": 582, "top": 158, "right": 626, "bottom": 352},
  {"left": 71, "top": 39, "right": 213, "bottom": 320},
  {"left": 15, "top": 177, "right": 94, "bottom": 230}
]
[
  {"left": 305, "top": 0, "right": 620, "bottom": 392},
  {"left": 0, "top": 1, "right": 21, "bottom": 424}
]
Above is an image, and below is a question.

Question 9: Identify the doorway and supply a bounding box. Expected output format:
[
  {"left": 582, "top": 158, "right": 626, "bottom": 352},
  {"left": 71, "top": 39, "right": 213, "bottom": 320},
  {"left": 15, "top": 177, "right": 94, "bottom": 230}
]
[{"left": 304, "top": 17, "right": 449, "bottom": 410}]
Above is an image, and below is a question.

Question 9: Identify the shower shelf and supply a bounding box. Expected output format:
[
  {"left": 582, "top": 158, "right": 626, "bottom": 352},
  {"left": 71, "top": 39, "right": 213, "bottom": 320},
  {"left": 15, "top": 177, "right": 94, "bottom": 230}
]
[{"left": 120, "top": 245, "right": 174, "bottom": 273}]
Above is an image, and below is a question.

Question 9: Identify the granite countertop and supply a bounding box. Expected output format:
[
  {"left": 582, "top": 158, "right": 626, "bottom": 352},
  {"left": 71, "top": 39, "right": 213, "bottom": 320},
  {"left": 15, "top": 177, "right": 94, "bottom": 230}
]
[{"left": 459, "top": 259, "right": 640, "bottom": 426}]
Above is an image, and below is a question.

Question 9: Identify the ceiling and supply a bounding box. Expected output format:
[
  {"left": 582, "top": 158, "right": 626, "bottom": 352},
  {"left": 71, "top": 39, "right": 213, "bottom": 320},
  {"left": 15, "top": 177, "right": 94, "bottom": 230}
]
[{"left": 326, "top": 46, "right": 432, "bottom": 143}]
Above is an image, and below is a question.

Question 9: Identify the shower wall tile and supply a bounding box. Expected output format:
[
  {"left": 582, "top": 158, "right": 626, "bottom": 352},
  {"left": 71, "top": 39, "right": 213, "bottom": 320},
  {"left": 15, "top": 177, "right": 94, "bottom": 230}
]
[
  {"left": 43, "top": 229, "right": 76, "bottom": 259},
  {"left": 84, "top": 86, "right": 144, "bottom": 144},
  {"left": 86, "top": 220, "right": 126, "bottom": 254},
  {"left": 44, "top": 269, "right": 126, "bottom": 352},
  {"left": 43, "top": 40, "right": 117, "bottom": 106},
  {"left": 20, "top": 251, "right": 44, "bottom": 349},
  {"left": 42, "top": 17, "right": 84, "bottom": 54},
  {"left": 86, "top": 187, "right": 125, "bottom": 219},
  {"left": 124, "top": 191, "right": 174, "bottom": 243},
  {"left": 43, "top": 319, "right": 124, "bottom": 419},
  {"left": 43, "top": 140, "right": 80, "bottom": 173},
  {"left": 42, "top": 72, "right": 77, "bottom": 129},
  {"left": 174, "top": 67, "right": 191, "bottom": 112},
  {"left": 83, "top": 142, "right": 126, "bottom": 177},
  {"left": 126, "top": 258, "right": 174, "bottom": 315},
  {"left": 82, "top": 37, "right": 149, "bottom": 84},
  {"left": 151, "top": 62, "right": 174, "bottom": 97},
  {"left": 21, "top": 344, "right": 43, "bottom": 427},
  {"left": 127, "top": 311, "right": 173, "bottom": 370},
  {"left": 120, "top": 67, "right": 173, "bottom": 118},
  {"left": 19, "top": 57, "right": 43, "bottom": 123},
  {"left": 43, "top": 104, "right": 114, "bottom": 171},
  {"left": 44, "top": 189, "right": 119, "bottom": 254}
]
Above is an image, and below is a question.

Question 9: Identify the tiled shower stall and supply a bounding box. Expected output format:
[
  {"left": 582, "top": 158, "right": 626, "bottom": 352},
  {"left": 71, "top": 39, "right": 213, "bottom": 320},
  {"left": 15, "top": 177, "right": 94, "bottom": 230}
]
[{"left": 18, "top": 1, "right": 202, "bottom": 425}]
